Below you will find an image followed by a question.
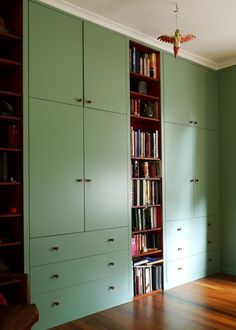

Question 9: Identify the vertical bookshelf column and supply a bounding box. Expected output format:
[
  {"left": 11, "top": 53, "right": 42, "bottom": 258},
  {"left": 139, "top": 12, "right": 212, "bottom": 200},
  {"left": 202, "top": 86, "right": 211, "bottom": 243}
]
[{"left": 129, "top": 41, "right": 163, "bottom": 297}]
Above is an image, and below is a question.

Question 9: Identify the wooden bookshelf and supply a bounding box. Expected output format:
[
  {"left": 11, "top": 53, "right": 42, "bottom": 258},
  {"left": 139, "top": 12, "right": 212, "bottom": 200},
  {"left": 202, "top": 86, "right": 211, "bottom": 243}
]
[
  {"left": 0, "top": 0, "right": 25, "bottom": 304},
  {"left": 130, "top": 40, "right": 163, "bottom": 297}
]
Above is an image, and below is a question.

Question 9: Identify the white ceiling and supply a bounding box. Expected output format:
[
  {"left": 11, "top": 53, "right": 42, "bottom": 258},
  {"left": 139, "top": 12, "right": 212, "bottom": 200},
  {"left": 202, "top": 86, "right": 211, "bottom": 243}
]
[{"left": 40, "top": 0, "right": 236, "bottom": 70}]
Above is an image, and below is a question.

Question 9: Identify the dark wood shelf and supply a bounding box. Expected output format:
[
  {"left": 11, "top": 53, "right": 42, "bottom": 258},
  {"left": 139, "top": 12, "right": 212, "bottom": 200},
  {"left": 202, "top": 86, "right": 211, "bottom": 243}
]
[
  {"left": 131, "top": 204, "right": 161, "bottom": 209},
  {"left": 0, "top": 182, "right": 22, "bottom": 186},
  {"left": 0, "top": 90, "right": 21, "bottom": 97},
  {"left": 132, "top": 177, "right": 161, "bottom": 181},
  {"left": 0, "top": 213, "right": 22, "bottom": 219},
  {"left": 131, "top": 156, "right": 160, "bottom": 161},
  {"left": 133, "top": 249, "right": 162, "bottom": 258},
  {"left": 131, "top": 114, "right": 160, "bottom": 123},
  {"left": 0, "top": 57, "right": 21, "bottom": 67},
  {"left": 132, "top": 227, "right": 162, "bottom": 234},
  {"left": 0, "top": 241, "right": 22, "bottom": 248},
  {"left": 131, "top": 91, "right": 160, "bottom": 101},
  {"left": 130, "top": 71, "right": 160, "bottom": 83},
  {"left": 0, "top": 147, "right": 22, "bottom": 152},
  {"left": 0, "top": 31, "right": 21, "bottom": 41},
  {"left": 0, "top": 115, "right": 21, "bottom": 121}
]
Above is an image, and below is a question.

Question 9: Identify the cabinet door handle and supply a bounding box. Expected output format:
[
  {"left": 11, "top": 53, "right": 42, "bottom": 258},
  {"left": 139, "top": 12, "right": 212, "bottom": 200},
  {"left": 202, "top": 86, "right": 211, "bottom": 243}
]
[
  {"left": 189, "top": 120, "right": 193, "bottom": 124},
  {"left": 177, "top": 247, "right": 182, "bottom": 251},
  {"left": 76, "top": 98, "right": 82, "bottom": 102},
  {"left": 190, "top": 179, "right": 194, "bottom": 182},
  {"left": 195, "top": 179, "right": 199, "bottom": 182},
  {"left": 51, "top": 274, "right": 59, "bottom": 279},
  {"left": 208, "top": 258, "right": 212, "bottom": 262},
  {"left": 208, "top": 240, "right": 212, "bottom": 244},
  {"left": 86, "top": 99, "right": 92, "bottom": 104},
  {"left": 51, "top": 246, "right": 59, "bottom": 251},
  {"left": 208, "top": 223, "right": 212, "bottom": 227},
  {"left": 108, "top": 262, "right": 115, "bottom": 267},
  {"left": 52, "top": 301, "right": 60, "bottom": 307},
  {"left": 107, "top": 238, "right": 115, "bottom": 242},
  {"left": 76, "top": 178, "right": 83, "bottom": 182},
  {"left": 109, "top": 286, "right": 115, "bottom": 291},
  {"left": 177, "top": 228, "right": 182, "bottom": 231},
  {"left": 178, "top": 267, "right": 183, "bottom": 271},
  {"left": 194, "top": 121, "right": 198, "bottom": 124},
  {"left": 85, "top": 179, "right": 92, "bottom": 182}
]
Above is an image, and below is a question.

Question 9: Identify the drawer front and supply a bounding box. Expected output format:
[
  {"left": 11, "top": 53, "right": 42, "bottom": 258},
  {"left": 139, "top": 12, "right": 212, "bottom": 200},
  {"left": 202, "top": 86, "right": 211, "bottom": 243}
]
[
  {"left": 166, "top": 217, "right": 207, "bottom": 241},
  {"left": 32, "top": 273, "right": 131, "bottom": 330},
  {"left": 31, "top": 250, "right": 129, "bottom": 295},
  {"left": 166, "top": 235, "right": 208, "bottom": 261},
  {"left": 166, "top": 253, "right": 208, "bottom": 289},
  {"left": 30, "top": 227, "right": 128, "bottom": 266}
]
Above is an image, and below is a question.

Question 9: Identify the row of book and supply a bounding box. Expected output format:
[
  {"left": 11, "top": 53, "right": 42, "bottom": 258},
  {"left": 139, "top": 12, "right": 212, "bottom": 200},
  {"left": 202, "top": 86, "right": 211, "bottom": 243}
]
[
  {"left": 0, "top": 152, "right": 7, "bottom": 182},
  {"left": 131, "top": 233, "right": 159, "bottom": 256},
  {"left": 131, "top": 127, "right": 159, "bottom": 158},
  {"left": 131, "top": 160, "right": 160, "bottom": 178},
  {"left": 132, "top": 207, "right": 158, "bottom": 232},
  {"left": 130, "top": 98, "right": 159, "bottom": 119},
  {"left": 130, "top": 47, "right": 157, "bottom": 79},
  {"left": 131, "top": 179, "right": 160, "bottom": 206},
  {"left": 133, "top": 259, "right": 163, "bottom": 295}
]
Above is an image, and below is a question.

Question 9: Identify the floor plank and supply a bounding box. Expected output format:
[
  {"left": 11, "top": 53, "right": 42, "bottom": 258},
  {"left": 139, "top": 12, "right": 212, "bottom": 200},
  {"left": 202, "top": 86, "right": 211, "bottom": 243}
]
[{"left": 51, "top": 274, "right": 236, "bottom": 330}]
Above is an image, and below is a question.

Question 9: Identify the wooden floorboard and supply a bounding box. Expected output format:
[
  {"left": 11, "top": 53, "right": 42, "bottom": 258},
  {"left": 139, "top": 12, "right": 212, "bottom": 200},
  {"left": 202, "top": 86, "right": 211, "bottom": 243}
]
[{"left": 51, "top": 274, "right": 236, "bottom": 330}]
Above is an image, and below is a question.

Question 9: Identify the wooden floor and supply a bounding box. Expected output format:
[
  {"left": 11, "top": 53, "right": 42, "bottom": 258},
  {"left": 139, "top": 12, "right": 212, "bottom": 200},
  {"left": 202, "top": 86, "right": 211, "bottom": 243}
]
[{"left": 52, "top": 274, "right": 236, "bottom": 330}]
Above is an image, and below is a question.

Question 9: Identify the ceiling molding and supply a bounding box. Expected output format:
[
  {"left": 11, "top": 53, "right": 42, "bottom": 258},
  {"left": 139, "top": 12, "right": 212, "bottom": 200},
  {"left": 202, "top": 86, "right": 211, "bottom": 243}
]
[
  {"left": 218, "top": 58, "right": 236, "bottom": 70},
  {"left": 38, "top": 0, "right": 220, "bottom": 70}
]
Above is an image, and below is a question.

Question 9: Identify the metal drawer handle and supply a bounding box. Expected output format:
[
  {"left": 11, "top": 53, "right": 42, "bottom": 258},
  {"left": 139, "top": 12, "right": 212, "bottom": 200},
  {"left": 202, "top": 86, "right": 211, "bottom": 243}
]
[
  {"left": 85, "top": 179, "right": 92, "bottom": 182},
  {"left": 52, "top": 301, "right": 60, "bottom": 307},
  {"left": 177, "top": 247, "right": 182, "bottom": 251},
  {"left": 76, "top": 98, "right": 83, "bottom": 102},
  {"left": 208, "top": 258, "right": 212, "bottom": 262},
  {"left": 177, "top": 228, "right": 182, "bottom": 231},
  {"left": 178, "top": 267, "right": 183, "bottom": 271},
  {"left": 51, "top": 274, "right": 59, "bottom": 279},
  {"left": 208, "top": 240, "right": 212, "bottom": 244},
  {"left": 194, "top": 121, "right": 198, "bottom": 124},
  {"left": 189, "top": 120, "right": 193, "bottom": 124},
  {"left": 107, "top": 238, "right": 115, "bottom": 242},
  {"left": 109, "top": 286, "right": 115, "bottom": 291},
  {"left": 51, "top": 246, "right": 59, "bottom": 251},
  {"left": 190, "top": 179, "right": 194, "bottom": 182},
  {"left": 76, "top": 178, "right": 84, "bottom": 182},
  {"left": 195, "top": 179, "right": 199, "bottom": 182},
  {"left": 86, "top": 99, "right": 92, "bottom": 104},
  {"left": 208, "top": 223, "right": 211, "bottom": 226},
  {"left": 108, "top": 262, "right": 115, "bottom": 267}
]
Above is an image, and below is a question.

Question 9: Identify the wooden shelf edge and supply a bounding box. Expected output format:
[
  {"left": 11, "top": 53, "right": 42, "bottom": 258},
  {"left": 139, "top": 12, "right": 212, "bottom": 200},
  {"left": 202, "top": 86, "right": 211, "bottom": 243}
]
[
  {"left": 0, "top": 182, "right": 22, "bottom": 186},
  {"left": 130, "top": 91, "right": 160, "bottom": 101},
  {"left": 131, "top": 114, "right": 160, "bottom": 122},
  {"left": 131, "top": 204, "right": 161, "bottom": 209},
  {"left": 0, "top": 213, "right": 22, "bottom": 219},
  {"left": 133, "top": 249, "right": 162, "bottom": 258},
  {"left": 132, "top": 227, "right": 162, "bottom": 234},
  {"left": 131, "top": 157, "right": 160, "bottom": 161},
  {"left": 0, "top": 90, "right": 21, "bottom": 97},
  {"left": 133, "top": 289, "right": 163, "bottom": 300},
  {"left": 0, "top": 57, "right": 21, "bottom": 66},
  {"left": 0, "top": 241, "right": 22, "bottom": 248},
  {"left": 0, "top": 115, "right": 21, "bottom": 121},
  {"left": 0, "top": 147, "right": 22, "bottom": 152},
  {"left": 130, "top": 71, "right": 160, "bottom": 83},
  {"left": 132, "top": 177, "right": 161, "bottom": 181}
]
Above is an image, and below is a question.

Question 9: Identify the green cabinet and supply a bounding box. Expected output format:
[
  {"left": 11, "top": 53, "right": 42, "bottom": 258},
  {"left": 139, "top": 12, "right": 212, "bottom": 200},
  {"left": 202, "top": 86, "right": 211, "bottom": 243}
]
[
  {"left": 29, "top": 1, "right": 127, "bottom": 114},
  {"left": 165, "top": 122, "right": 218, "bottom": 221},
  {"left": 29, "top": 98, "right": 84, "bottom": 237},
  {"left": 163, "top": 54, "right": 217, "bottom": 130}
]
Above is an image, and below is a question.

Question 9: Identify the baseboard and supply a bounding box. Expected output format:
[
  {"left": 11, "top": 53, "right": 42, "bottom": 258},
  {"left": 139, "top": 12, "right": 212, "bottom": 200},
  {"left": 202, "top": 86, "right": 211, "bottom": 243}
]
[{"left": 221, "top": 267, "right": 236, "bottom": 275}]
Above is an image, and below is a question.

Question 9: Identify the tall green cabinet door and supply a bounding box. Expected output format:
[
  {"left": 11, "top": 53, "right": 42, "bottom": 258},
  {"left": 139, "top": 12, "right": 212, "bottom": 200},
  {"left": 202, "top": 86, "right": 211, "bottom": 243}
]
[
  {"left": 83, "top": 22, "right": 127, "bottom": 114},
  {"left": 163, "top": 54, "right": 197, "bottom": 126},
  {"left": 29, "top": 99, "right": 84, "bottom": 237},
  {"left": 29, "top": 2, "right": 83, "bottom": 106},
  {"left": 165, "top": 122, "right": 194, "bottom": 220},
  {"left": 194, "top": 129, "right": 219, "bottom": 217},
  {"left": 84, "top": 109, "right": 128, "bottom": 231}
]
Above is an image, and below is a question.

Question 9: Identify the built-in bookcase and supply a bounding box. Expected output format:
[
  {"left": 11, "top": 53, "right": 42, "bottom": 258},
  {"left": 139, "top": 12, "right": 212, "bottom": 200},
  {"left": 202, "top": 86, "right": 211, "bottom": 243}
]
[
  {"left": 0, "top": 0, "right": 26, "bottom": 304},
  {"left": 129, "top": 41, "right": 163, "bottom": 297}
]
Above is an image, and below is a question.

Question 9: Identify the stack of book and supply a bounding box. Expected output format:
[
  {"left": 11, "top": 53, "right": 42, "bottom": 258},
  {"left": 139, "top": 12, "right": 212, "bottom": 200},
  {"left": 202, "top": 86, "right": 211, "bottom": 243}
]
[
  {"left": 131, "top": 179, "right": 160, "bottom": 206},
  {"left": 130, "top": 47, "right": 157, "bottom": 79},
  {"left": 132, "top": 233, "right": 159, "bottom": 256},
  {"left": 132, "top": 207, "right": 158, "bottom": 231},
  {"left": 133, "top": 257, "right": 163, "bottom": 295},
  {"left": 130, "top": 127, "right": 159, "bottom": 158}
]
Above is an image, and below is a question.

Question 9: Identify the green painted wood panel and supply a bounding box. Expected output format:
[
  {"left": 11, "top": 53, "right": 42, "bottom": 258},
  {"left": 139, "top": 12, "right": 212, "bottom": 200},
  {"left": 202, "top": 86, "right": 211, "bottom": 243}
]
[
  {"left": 32, "top": 273, "right": 130, "bottom": 330},
  {"left": 165, "top": 122, "right": 194, "bottom": 220},
  {"left": 84, "top": 22, "right": 127, "bottom": 114},
  {"left": 30, "top": 250, "right": 129, "bottom": 295},
  {"left": 29, "top": 99, "right": 84, "bottom": 237},
  {"left": 163, "top": 54, "right": 217, "bottom": 130},
  {"left": 30, "top": 227, "right": 129, "bottom": 266},
  {"left": 194, "top": 129, "right": 219, "bottom": 217},
  {"left": 84, "top": 109, "right": 128, "bottom": 230},
  {"left": 29, "top": 2, "right": 83, "bottom": 106}
]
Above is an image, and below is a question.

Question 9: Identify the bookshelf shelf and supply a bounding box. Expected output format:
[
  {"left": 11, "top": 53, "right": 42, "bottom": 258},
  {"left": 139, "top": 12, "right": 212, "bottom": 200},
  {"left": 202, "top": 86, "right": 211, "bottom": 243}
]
[
  {"left": 0, "top": 0, "right": 25, "bottom": 304},
  {"left": 130, "top": 40, "right": 163, "bottom": 297}
]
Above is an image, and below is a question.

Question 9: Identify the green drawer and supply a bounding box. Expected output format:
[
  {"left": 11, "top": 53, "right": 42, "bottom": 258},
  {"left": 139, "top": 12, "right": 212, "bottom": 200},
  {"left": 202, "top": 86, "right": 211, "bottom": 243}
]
[
  {"left": 31, "top": 250, "right": 129, "bottom": 295},
  {"left": 30, "top": 227, "right": 128, "bottom": 266},
  {"left": 166, "top": 217, "right": 207, "bottom": 241},
  {"left": 207, "top": 249, "right": 220, "bottom": 273},
  {"left": 31, "top": 273, "right": 131, "bottom": 330}
]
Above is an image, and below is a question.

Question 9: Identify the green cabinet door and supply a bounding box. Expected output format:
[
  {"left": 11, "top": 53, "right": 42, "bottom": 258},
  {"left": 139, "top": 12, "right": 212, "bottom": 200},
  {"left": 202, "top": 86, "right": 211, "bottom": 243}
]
[
  {"left": 29, "top": 99, "right": 84, "bottom": 237},
  {"left": 163, "top": 54, "right": 196, "bottom": 126},
  {"left": 194, "top": 129, "right": 219, "bottom": 217},
  {"left": 84, "top": 22, "right": 127, "bottom": 114},
  {"left": 29, "top": 2, "right": 83, "bottom": 106},
  {"left": 84, "top": 109, "right": 128, "bottom": 230},
  {"left": 165, "top": 123, "right": 194, "bottom": 221}
]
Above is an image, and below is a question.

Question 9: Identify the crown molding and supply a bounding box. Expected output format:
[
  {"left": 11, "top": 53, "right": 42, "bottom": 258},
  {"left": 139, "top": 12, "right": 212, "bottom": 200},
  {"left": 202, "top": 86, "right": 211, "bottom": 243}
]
[
  {"left": 37, "top": 0, "right": 220, "bottom": 70},
  {"left": 218, "top": 58, "right": 236, "bottom": 70}
]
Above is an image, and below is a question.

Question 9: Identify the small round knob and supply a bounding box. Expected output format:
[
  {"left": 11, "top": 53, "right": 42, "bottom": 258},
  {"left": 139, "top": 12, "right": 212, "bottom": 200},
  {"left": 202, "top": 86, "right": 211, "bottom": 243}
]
[
  {"left": 76, "top": 98, "right": 82, "bottom": 102},
  {"left": 86, "top": 99, "right": 92, "bottom": 104},
  {"left": 189, "top": 120, "right": 193, "bottom": 124},
  {"left": 208, "top": 241, "right": 212, "bottom": 244},
  {"left": 178, "top": 267, "right": 183, "bottom": 271},
  {"left": 52, "top": 301, "right": 60, "bottom": 307},
  {"left": 108, "top": 262, "right": 115, "bottom": 267},
  {"left": 107, "top": 238, "right": 114, "bottom": 242},
  {"left": 76, "top": 178, "right": 83, "bottom": 182},
  {"left": 177, "top": 228, "right": 182, "bottom": 231},
  {"left": 109, "top": 286, "right": 115, "bottom": 291},
  {"left": 195, "top": 179, "right": 199, "bottom": 182},
  {"left": 209, "top": 258, "right": 212, "bottom": 262},
  {"left": 190, "top": 179, "right": 194, "bottom": 182},
  {"left": 51, "top": 274, "right": 59, "bottom": 279},
  {"left": 194, "top": 121, "right": 198, "bottom": 124},
  {"left": 85, "top": 179, "right": 92, "bottom": 182},
  {"left": 177, "top": 247, "right": 182, "bottom": 251},
  {"left": 51, "top": 246, "right": 59, "bottom": 251}
]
